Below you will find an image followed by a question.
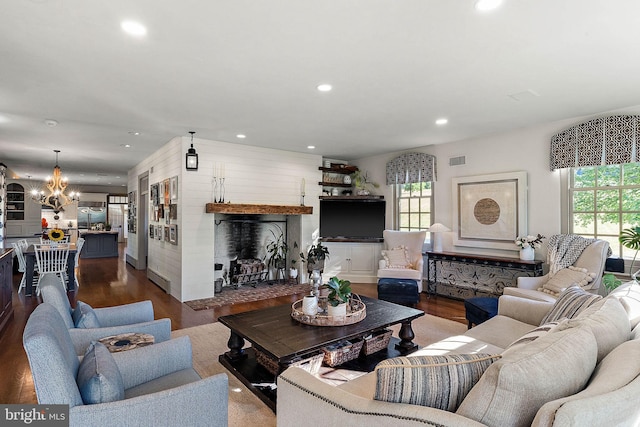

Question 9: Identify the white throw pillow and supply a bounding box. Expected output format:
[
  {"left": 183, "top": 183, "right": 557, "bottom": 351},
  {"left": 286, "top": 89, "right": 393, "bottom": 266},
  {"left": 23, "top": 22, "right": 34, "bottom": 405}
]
[
  {"left": 539, "top": 266, "right": 596, "bottom": 295},
  {"left": 381, "top": 246, "right": 411, "bottom": 269}
]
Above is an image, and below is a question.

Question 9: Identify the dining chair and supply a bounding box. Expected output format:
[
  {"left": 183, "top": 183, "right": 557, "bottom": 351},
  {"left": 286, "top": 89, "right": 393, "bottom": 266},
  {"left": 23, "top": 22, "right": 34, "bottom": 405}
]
[
  {"left": 34, "top": 243, "right": 70, "bottom": 295},
  {"left": 64, "top": 237, "right": 84, "bottom": 288},
  {"left": 13, "top": 242, "right": 38, "bottom": 294}
]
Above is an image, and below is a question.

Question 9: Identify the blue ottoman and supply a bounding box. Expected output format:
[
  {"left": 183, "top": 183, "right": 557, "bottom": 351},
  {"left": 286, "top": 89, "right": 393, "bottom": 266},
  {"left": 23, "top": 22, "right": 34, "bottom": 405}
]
[
  {"left": 377, "top": 278, "right": 420, "bottom": 306},
  {"left": 464, "top": 297, "right": 499, "bottom": 329}
]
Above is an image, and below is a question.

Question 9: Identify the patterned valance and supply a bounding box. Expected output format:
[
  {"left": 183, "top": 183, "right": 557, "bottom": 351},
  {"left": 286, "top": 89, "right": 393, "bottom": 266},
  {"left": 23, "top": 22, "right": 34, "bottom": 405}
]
[
  {"left": 550, "top": 115, "right": 640, "bottom": 170},
  {"left": 386, "top": 152, "right": 436, "bottom": 185}
]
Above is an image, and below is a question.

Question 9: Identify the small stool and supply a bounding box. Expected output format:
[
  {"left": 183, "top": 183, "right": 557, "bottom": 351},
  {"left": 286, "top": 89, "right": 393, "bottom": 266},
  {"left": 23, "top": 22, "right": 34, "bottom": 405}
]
[
  {"left": 377, "top": 278, "right": 419, "bottom": 306},
  {"left": 464, "top": 297, "right": 499, "bottom": 329}
]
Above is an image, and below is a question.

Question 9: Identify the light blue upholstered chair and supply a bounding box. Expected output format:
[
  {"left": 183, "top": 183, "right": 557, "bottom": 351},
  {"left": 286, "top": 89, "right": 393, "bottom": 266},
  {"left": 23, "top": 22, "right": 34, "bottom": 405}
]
[
  {"left": 39, "top": 274, "right": 172, "bottom": 355},
  {"left": 23, "top": 303, "right": 229, "bottom": 427}
]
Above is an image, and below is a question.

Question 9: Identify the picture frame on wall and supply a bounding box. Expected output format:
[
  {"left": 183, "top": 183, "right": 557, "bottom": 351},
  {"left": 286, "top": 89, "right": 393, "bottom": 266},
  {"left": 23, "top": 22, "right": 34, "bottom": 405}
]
[
  {"left": 150, "top": 183, "right": 159, "bottom": 206},
  {"left": 164, "top": 226, "right": 170, "bottom": 242},
  {"left": 451, "top": 171, "right": 527, "bottom": 251},
  {"left": 169, "top": 204, "right": 177, "bottom": 220},
  {"left": 149, "top": 224, "right": 154, "bottom": 238},
  {"left": 170, "top": 176, "right": 178, "bottom": 202},
  {"left": 163, "top": 178, "right": 170, "bottom": 206},
  {"left": 169, "top": 224, "right": 178, "bottom": 245}
]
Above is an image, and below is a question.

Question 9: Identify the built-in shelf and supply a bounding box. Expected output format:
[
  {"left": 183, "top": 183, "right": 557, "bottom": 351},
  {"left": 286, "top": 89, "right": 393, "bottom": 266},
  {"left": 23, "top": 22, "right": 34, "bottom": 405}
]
[
  {"left": 318, "top": 166, "right": 358, "bottom": 174},
  {"left": 205, "top": 203, "right": 313, "bottom": 215},
  {"left": 318, "top": 182, "right": 352, "bottom": 187}
]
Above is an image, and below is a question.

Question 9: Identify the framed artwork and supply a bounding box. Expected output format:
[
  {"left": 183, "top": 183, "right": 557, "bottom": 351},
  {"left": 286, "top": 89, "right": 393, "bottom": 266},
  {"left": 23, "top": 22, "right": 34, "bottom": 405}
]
[
  {"left": 127, "top": 191, "right": 137, "bottom": 233},
  {"left": 170, "top": 176, "right": 178, "bottom": 202},
  {"left": 150, "top": 183, "right": 159, "bottom": 206},
  {"left": 163, "top": 178, "right": 170, "bottom": 206},
  {"left": 169, "top": 204, "right": 177, "bottom": 220},
  {"left": 155, "top": 225, "right": 162, "bottom": 240},
  {"left": 169, "top": 224, "right": 178, "bottom": 245},
  {"left": 149, "top": 224, "right": 154, "bottom": 238},
  {"left": 452, "top": 171, "right": 527, "bottom": 251},
  {"left": 164, "top": 226, "right": 170, "bottom": 242}
]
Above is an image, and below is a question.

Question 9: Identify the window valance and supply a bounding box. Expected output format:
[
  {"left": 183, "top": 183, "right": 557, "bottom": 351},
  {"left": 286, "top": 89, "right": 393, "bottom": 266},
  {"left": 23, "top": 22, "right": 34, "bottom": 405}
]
[
  {"left": 550, "top": 115, "right": 640, "bottom": 170},
  {"left": 386, "top": 152, "right": 436, "bottom": 185}
]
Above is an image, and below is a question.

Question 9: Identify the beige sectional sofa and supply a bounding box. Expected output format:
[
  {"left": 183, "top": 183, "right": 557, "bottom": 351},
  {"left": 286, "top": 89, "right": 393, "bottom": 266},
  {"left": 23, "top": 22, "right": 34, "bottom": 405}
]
[{"left": 277, "top": 282, "right": 640, "bottom": 426}]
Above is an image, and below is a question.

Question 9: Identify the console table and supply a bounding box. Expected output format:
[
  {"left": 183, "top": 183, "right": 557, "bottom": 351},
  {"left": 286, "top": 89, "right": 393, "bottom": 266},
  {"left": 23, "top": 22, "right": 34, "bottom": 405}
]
[{"left": 424, "top": 250, "right": 544, "bottom": 298}]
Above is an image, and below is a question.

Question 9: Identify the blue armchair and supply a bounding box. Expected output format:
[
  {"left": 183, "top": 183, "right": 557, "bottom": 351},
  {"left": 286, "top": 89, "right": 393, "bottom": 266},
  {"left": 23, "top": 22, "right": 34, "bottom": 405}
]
[
  {"left": 23, "top": 303, "right": 229, "bottom": 427},
  {"left": 39, "top": 273, "right": 172, "bottom": 355}
]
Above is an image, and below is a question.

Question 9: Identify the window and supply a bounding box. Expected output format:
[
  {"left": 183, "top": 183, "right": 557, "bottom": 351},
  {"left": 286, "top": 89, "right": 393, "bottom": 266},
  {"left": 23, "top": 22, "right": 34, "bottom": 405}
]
[
  {"left": 569, "top": 163, "right": 640, "bottom": 257},
  {"left": 397, "top": 182, "right": 432, "bottom": 232}
]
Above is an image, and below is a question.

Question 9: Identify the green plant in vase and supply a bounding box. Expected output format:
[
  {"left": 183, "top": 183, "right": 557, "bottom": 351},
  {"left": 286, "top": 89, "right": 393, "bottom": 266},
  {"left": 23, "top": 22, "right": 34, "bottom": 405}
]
[
  {"left": 300, "top": 242, "right": 330, "bottom": 273},
  {"left": 619, "top": 226, "right": 640, "bottom": 276},
  {"left": 265, "top": 228, "right": 288, "bottom": 270},
  {"left": 326, "top": 276, "right": 352, "bottom": 307}
]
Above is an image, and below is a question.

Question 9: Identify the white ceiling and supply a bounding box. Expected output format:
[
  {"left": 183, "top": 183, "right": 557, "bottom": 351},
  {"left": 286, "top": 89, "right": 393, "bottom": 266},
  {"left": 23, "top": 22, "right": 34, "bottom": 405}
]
[{"left": 2, "top": 0, "right": 640, "bottom": 187}]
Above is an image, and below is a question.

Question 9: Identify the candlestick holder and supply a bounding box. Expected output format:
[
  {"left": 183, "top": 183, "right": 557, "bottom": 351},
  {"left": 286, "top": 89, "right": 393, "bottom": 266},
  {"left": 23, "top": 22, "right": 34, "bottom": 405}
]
[{"left": 300, "top": 194, "right": 305, "bottom": 206}]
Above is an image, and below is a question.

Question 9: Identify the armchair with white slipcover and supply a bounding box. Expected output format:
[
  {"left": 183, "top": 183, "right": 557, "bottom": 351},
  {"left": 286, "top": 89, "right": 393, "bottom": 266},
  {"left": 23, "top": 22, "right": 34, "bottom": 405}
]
[{"left": 377, "top": 230, "right": 426, "bottom": 305}]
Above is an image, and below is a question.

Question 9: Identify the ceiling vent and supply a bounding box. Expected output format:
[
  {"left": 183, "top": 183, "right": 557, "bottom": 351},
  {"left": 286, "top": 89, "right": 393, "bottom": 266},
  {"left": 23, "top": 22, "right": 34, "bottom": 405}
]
[{"left": 449, "top": 156, "right": 466, "bottom": 166}]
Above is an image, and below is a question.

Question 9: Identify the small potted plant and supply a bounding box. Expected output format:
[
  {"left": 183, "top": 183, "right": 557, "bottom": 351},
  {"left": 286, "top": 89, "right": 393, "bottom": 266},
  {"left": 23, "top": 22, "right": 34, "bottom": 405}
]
[
  {"left": 351, "top": 170, "right": 380, "bottom": 196},
  {"left": 326, "top": 276, "right": 352, "bottom": 319},
  {"left": 265, "top": 229, "right": 288, "bottom": 279},
  {"left": 300, "top": 242, "right": 330, "bottom": 273},
  {"left": 620, "top": 226, "right": 640, "bottom": 276}
]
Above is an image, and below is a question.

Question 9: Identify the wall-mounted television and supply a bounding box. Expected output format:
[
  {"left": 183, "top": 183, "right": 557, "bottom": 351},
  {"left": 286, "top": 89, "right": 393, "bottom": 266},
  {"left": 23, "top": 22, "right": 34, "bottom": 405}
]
[{"left": 320, "top": 198, "right": 385, "bottom": 241}]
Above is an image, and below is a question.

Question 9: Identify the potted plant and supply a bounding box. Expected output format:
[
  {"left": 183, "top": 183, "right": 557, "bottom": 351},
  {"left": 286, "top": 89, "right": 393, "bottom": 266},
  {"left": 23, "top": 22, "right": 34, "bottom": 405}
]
[
  {"left": 265, "top": 228, "right": 288, "bottom": 275},
  {"left": 326, "top": 276, "right": 352, "bottom": 318},
  {"left": 619, "top": 226, "right": 640, "bottom": 276},
  {"left": 300, "top": 242, "right": 330, "bottom": 273},
  {"left": 351, "top": 170, "right": 380, "bottom": 196},
  {"left": 289, "top": 242, "right": 299, "bottom": 279}
]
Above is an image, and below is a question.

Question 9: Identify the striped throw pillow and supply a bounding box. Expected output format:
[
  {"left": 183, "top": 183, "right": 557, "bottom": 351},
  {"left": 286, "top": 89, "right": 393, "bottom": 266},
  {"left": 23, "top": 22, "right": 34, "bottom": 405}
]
[
  {"left": 374, "top": 353, "right": 501, "bottom": 411},
  {"left": 539, "top": 286, "right": 602, "bottom": 325}
]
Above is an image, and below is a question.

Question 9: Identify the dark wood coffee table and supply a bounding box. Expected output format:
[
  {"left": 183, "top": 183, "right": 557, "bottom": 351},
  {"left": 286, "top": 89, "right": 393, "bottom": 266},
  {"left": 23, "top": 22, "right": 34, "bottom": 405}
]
[{"left": 218, "top": 295, "right": 424, "bottom": 411}]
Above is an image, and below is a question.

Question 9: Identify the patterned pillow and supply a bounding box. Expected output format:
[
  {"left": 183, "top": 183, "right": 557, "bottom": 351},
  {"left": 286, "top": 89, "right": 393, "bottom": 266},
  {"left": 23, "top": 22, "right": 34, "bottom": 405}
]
[
  {"left": 76, "top": 341, "right": 124, "bottom": 404},
  {"left": 374, "top": 353, "right": 501, "bottom": 411},
  {"left": 539, "top": 266, "right": 596, "bottom": 296},
  {"left": 72, "top": 301, "right": 101, "bottom": 328},
  {"left": 381, "top": 245, "right": 412, "bottom": 269},
  {"left": 539, "top": 286, "right": 602, "bottom": 325}
]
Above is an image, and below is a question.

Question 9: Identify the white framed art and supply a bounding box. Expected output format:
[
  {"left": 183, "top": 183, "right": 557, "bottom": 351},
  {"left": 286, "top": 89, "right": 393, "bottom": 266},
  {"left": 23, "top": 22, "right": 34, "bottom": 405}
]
[{"left": 452, "top": 171, "right": 527, "bottom": 251}]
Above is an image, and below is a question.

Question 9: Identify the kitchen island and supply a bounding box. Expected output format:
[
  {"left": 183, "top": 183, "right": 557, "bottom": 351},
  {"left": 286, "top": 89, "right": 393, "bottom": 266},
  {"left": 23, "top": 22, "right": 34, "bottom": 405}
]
[{"left": 79, "top": 231, "right": 119, "bottom": 258}]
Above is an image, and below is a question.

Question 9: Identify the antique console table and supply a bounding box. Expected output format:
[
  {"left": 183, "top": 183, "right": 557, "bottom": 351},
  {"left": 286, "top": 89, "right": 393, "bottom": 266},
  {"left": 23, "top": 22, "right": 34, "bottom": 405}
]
[{"left": 424, "top": 250, "right": 544, "bottom": 298}]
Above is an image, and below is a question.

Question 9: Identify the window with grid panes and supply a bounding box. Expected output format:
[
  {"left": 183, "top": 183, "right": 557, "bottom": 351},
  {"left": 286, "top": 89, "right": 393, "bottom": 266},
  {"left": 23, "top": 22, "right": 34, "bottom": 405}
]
[
  {"left": 570, "top": 163, "right": 640, "bottom": 258},
  {"left": 397, "top": 182, "right": 432, "bottom": 232}
]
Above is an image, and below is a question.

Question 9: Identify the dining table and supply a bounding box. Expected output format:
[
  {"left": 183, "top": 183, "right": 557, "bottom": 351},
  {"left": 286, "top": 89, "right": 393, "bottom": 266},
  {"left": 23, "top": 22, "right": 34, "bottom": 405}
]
[{"left": 23, "top": 243, "right": 78, "bottom": 296}]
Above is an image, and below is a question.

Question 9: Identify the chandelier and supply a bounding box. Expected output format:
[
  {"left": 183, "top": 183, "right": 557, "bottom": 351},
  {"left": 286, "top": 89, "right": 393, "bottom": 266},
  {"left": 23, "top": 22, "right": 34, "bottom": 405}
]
[{"left": 31, "top": 150, "right": 80, "bottom": 215}]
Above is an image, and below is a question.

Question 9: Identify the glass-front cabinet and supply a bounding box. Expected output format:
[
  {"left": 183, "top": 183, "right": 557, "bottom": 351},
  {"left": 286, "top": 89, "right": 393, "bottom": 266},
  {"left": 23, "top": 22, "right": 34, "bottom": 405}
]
[{"left": 5, "top": 181, "right": 42, "bottom": 237}]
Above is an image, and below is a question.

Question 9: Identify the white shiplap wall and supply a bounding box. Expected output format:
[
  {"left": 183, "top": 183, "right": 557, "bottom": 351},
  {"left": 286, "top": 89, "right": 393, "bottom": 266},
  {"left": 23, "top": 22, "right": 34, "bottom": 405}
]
[{"left": 128, "top": 136, "right": 321, "bottom": 302}]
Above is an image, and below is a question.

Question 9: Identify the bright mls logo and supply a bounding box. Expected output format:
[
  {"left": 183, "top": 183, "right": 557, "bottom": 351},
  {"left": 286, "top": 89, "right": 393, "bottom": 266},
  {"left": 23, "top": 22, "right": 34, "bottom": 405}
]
[{"left": 1, "top": 405, "right": 68, "bottom": 426}]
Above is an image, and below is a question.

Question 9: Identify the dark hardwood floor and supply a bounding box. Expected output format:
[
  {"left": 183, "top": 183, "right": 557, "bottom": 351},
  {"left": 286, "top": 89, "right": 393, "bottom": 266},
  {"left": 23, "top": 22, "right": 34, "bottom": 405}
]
[{"left": 0, "top": 243, "right": 465, "bottom": 404}]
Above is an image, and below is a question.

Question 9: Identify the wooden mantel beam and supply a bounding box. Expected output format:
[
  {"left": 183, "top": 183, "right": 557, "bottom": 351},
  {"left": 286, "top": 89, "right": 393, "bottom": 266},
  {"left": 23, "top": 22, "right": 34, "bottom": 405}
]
[{"left": 205, "top": 203, "right": 312, "bottom": 215}]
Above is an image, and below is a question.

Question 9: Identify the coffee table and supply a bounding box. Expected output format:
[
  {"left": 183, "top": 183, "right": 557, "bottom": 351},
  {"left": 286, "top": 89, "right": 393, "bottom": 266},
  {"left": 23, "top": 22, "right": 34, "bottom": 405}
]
[{"left": 218, "top": 295, "right": 424, "bottom": 411}]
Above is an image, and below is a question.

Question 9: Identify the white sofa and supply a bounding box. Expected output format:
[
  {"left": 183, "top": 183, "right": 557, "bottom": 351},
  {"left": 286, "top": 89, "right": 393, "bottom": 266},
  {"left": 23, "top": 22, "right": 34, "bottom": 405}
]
[{"left": 277, "top": 282, "right": 640, "bottom": 426}]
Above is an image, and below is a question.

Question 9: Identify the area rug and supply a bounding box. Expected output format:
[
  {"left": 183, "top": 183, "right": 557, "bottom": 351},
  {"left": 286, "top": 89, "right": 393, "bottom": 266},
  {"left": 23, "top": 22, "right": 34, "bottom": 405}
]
[
  {"left": 185, "top": 281, "right": 311, "bottom": 310},
  {"left": 172, "top": 313, "right": 467, "bottom": 427}
]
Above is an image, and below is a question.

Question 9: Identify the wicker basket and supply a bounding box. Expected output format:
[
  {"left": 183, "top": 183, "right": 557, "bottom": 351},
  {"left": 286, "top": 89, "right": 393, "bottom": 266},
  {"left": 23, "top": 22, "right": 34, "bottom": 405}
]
[
  {"left": 361, "top": 329, "right": 393, "bottom": 355},
  {"left": 322, "top": 340, "right": 364, "bottom": 367},
  {"left": 254, "top": 347, "right": 323, "bottom": 376}
]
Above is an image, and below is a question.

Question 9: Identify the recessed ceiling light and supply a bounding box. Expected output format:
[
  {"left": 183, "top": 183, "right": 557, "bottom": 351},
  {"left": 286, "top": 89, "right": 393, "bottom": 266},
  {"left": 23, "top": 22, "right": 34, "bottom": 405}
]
[
  {"left": 317, "top": 84, "right": 332, "bottom": 92},
  {"left": 435, "top": 118, "right": 448, "bottom": 125},
  {"left": 474, "top": 0, "right": 503, "bottom": 11},
  {"left": 128, "top": 131, "right": 141, "bottom": 136},
  {"left": 236, "top": 134, "right": 246, "bottom": 139},
  {"left": 120, "top": 144, "right": 131, "bottom": 148},
  {"left": 44, "top": 119, "right": 58, "bottom": 127},
  {"left": 121, "top": 20, "right": 147, "bottom": 36},
  {"left": 307, "top": 145, "right": 316, "bottom": 150}
]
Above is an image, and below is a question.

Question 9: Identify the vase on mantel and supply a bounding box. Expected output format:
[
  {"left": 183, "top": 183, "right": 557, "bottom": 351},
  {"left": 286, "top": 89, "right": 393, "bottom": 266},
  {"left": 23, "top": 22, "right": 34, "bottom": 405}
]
[{"left": 519, "top": 246, "right": 535, "bottom": 261}]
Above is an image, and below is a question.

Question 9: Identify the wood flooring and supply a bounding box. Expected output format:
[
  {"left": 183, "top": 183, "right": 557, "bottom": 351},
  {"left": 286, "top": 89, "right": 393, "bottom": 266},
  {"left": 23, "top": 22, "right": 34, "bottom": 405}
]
[{"left": 0, "top": 244, "right": 465, "bottom": 404}]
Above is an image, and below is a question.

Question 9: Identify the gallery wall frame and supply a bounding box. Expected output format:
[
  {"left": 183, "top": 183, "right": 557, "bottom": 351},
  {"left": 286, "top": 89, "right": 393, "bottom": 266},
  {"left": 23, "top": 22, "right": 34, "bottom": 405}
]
[
  {"left": 170, "top": 176, "right": 178, "bottom": 202},
  {"left": 451, "top": 171, "right": 527, "bottom": 251}
]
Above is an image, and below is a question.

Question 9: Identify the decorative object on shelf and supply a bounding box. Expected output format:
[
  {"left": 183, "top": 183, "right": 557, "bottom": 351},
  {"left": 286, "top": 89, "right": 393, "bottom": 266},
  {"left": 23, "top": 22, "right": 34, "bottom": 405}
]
[
  {"left": 41, "top": 218, "right": 48, "bottom": 229},
  {"left": 619, "top": 226, "right": 640, "bottom": 275},
  {"left": 343, "top": 175, "right": 352, "bottom": 185},
  {"left": 429, "top": 222, "right": 451, "bottom": 252},
  {"left": 515, "top": 233, "right": 545, "bottom": 260},
  {"left": 310, "top": 269, "right": 322, "bottom": 298},
  {"left": 331, "top": 188, "right": 339, "bottom": 196},
  {"left": 212, "top": 162, "right": 226, "bottom": 203},
  {"left": 352, "top": 170, "right": 379, "bottom": 196},
  {"left": 30, "top": 150, "right": 80, "bottom": 216},
  {"left": 185, "top": 131, "right": 198, "bottom": 171},
  {"left": 300, "top": 178, "right": 305, "bottom": 206}
]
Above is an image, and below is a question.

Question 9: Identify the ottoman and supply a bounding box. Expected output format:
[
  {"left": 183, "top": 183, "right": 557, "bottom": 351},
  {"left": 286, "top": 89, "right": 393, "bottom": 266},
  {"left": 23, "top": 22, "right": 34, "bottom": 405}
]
[
  {"left": 377, "top": 278, "right": 419, "bottom": 306},
  {"left": 464, "top": 297, "right": 499, "bottom": 329}
]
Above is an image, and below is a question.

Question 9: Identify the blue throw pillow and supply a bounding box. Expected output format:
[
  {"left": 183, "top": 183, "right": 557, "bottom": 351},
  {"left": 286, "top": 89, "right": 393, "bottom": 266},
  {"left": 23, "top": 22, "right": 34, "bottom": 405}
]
[
  {"left": 72, "top": 301, "right": 101, "bottom": 328},
  {"left": 76, "top": 341, "right": 124, "bottom": 404}
]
